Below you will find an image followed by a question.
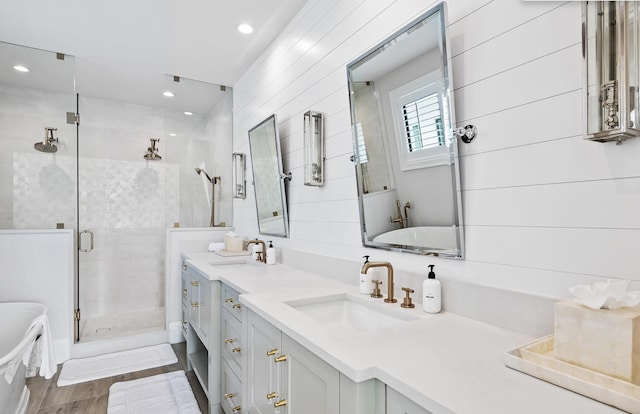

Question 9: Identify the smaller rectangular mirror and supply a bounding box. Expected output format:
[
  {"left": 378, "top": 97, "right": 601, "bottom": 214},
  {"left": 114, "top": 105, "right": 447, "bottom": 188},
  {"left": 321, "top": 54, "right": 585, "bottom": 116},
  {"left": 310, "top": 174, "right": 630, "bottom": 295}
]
[
  {"left": 232, "top": 152, "right": 246, "bottom": 199},
  {"left": 248, "top": 114, "right": 289, "bottom": 237}
]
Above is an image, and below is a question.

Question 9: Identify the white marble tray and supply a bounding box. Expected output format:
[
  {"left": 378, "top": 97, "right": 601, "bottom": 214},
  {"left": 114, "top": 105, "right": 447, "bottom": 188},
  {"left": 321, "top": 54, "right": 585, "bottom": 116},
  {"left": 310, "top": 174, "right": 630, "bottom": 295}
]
[{"left": 504, "top": 335, "right": 639, "bottom": 413}]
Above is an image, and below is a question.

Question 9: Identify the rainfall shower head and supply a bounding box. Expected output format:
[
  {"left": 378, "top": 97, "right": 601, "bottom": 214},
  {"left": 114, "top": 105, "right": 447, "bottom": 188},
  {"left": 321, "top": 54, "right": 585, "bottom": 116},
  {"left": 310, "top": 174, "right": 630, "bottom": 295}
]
[
  {"left": 143, "top": 138, "right": 162, "bottom": 161},
  {"left": 34, "top": 127, "right": 59, "bottom": 153}
]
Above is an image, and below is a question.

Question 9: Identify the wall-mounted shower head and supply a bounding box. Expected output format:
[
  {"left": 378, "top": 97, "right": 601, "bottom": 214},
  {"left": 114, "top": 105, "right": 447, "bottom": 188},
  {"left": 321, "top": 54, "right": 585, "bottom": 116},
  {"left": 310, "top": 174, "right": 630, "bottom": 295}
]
[
  {"left": 195, "top": 167, "right": 213, "bottom": 182},
  {"left": 144, "top": 138, "right": 162, "bottom": 161},
  {"left": 34, "top": 127, "right": 59, "bottom": 153}
]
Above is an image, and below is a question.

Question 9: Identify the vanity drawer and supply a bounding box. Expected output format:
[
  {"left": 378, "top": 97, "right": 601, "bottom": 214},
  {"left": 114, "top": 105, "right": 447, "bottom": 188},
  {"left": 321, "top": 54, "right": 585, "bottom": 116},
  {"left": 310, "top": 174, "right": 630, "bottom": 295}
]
[
  {"left": 221, "top": 308, "right": 243, "bottom": 375},
  {"left": 221, "top": 284, "right": 242, "bottom": 319},
  {"left": 221, "top": 359, "right": 242, "bottom": 414}
]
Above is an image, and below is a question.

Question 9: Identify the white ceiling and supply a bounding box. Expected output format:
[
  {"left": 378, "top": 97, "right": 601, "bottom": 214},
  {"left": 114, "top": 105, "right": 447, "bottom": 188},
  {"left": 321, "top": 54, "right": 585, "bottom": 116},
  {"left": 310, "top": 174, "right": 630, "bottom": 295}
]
[{"left": 0, "top": 0, "right": 308, "bottom": 108}]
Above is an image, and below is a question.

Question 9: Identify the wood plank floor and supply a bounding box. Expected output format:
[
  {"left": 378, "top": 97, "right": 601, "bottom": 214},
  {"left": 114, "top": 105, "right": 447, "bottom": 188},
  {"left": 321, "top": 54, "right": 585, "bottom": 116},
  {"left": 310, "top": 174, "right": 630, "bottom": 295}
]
[{"left": 26, "top": 342, "right": 209, "bottom": 414}]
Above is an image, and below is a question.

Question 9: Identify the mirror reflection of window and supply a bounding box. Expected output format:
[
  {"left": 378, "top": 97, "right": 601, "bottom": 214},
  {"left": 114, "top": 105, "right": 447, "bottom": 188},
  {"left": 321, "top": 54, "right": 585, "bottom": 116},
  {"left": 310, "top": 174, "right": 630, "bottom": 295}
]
[{"left": 402, "top": 92, "right": 445, "bottom": 152}]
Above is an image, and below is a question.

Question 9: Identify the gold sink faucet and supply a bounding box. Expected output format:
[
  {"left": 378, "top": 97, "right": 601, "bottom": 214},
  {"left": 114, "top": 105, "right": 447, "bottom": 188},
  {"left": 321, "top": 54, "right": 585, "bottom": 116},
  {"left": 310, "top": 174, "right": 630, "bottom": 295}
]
[
  {"left": 362, "top": 261, "right": 396, "bottom": 303},
  {"left": 246, "top": 239, "right": 266, "bottom": 263}
]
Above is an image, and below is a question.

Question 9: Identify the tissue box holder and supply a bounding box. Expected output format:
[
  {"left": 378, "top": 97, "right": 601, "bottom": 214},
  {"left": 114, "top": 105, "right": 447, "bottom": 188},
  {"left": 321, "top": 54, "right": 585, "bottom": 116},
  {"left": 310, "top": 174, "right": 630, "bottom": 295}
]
[
  {"left": 554, "top": 300, "right": 640, "bottom": 385},
  {"left": 224, "top": 236, "right": 244, "bottom": 252}
]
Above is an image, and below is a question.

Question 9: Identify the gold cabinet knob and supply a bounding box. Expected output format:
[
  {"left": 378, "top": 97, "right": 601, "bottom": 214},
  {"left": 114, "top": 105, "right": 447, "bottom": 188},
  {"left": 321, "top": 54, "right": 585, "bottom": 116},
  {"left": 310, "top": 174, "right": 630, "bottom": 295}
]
[
  {"left": 401, "top": 287, "right": 415, "bottom": 308},
  {"left": 274, "top": 354, "right": 287, "bottom": 363},
  {"left": 232, "top": 303, "right": 242, "bottom": 309},
  {"left": 224, "top": 393, "right": 236, "bottom": 399},
  {"left": 266, "top": 348, "right": 279, "bottom": 356},
  {"left": 232, "top": 406, "right": 241, "bottom": 413},
  {"left": 266, "top": 392, "right": 278, "bottom": 400},
  {"left": 232, "top": 347, "right": 241, "bottom": 353},
  {"left": 274, "top": 399, "right": 287, "bottom": 408},
  {"left": 225, "top": 298, "right": 234, "bottom": 303},
  {"left": 191, "top": 302, "right": 199, "bottom": 308},
  {"left": 225, "top": 338, "right": 235, "bottom": 344}
]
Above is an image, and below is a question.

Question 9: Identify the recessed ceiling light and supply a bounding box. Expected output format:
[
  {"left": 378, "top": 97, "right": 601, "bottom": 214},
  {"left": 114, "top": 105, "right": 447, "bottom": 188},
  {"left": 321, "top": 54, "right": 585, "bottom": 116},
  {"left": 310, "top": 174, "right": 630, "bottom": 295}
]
[
  {"left": 163, "top": 91, "right": 174, "bottom": 97},
  {"left": 13, "top": 65, "right": 29, "bottom": 73},
  {"left": 236, "top": 23, "right": 254, "bottom": 34},
  {"left": 169, "top": 133, "right": 177, "bottom": 137},
  {"left": 184, "top": 111, "right": 193, "bottom": 116}
]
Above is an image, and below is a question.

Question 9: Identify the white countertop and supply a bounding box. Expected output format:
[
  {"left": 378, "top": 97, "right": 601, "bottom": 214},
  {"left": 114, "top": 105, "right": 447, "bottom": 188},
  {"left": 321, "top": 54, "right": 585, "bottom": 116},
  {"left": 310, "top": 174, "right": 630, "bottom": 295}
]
[{"left": 184, "top": 251, "right": 625, "bottom": 414}]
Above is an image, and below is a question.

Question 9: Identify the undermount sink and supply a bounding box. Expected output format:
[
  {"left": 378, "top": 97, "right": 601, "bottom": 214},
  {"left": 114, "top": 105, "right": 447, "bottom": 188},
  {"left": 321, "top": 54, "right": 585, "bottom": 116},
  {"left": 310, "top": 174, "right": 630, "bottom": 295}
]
[
  {"left": 287, "top": 294, "right": 416, "bottom": 332},
  {"left": 207, "top": 258, "right": 248, "bottom": 266}
]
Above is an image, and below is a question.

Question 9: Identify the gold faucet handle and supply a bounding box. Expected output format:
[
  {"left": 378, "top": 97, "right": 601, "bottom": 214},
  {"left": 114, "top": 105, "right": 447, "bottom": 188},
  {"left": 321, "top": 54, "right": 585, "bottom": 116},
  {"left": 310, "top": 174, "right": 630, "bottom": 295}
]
[
  {"left": 401, "top": 287, "right": 415, "bottom": 308},
  {"left": 371, "top": 280, "right": 383, "bottom": 298}
]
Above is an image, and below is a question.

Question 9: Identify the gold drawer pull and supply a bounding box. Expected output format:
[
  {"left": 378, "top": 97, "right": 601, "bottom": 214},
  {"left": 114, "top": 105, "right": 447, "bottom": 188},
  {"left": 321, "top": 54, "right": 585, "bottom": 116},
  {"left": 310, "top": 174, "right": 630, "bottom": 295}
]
[
  {"left": 232, "top": 406, "right": 241, "bottom": 413},
  {"left": 191, "top": 280, "right": 200, "bottom": 286},
  {"left": 224, "top": 393, "right": 236, "bottom": 399},
  {"left": 232, "top": 303, "right": 241, "bottom": 309},
  {"left": 274, "top": 355, "right": 287, "bottom": 363},
  {"left": 225, "top": 338, "right": 235, "bottom": 344},
  {"left": 232, "top": 347, "right": 241, "bottom": 353},
  {"left": 225, "top": 298, "right": 234, "bottom": 303},
  {"left": 274, "top": 399, "right": 287, "bottom": 408},
  {"left": 266, "top": 391, "right": 278, "bottom": 400},
  {"left": 266, "top": 348, "right": 279, "bottom": 356},
  {"left": 191, "top": 302, "right": 199, "bottom": 308}
]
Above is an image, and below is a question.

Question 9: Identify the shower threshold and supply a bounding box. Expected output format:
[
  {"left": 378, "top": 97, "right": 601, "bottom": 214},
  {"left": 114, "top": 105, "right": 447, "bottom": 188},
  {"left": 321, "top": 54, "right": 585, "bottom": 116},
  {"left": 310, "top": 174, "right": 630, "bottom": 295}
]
[{"left": 79, "top": 307, "right": 165, "bottom": 343}]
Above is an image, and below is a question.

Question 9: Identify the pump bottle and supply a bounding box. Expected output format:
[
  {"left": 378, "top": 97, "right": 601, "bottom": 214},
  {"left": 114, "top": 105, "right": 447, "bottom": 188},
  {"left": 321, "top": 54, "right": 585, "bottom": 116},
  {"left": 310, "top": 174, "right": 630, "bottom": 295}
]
[
  {"left": 422, "top": 264, "right": 441, "bottom": 313},
  {"left": 359, "top": 255, "right": 373, "bottom": 294}
]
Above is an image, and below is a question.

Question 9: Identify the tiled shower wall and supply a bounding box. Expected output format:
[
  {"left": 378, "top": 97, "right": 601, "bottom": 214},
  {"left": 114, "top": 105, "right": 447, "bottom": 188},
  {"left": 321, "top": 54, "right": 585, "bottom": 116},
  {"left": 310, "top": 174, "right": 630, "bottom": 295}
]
[{"left": 232, "top": 0, "right": 640, "bottom": 300}]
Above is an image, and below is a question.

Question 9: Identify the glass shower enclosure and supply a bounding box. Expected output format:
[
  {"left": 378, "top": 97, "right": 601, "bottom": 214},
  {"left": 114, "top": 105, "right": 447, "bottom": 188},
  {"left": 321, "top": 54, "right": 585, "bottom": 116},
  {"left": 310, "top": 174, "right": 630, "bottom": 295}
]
[{"left": 0, "top": 42, "right": 232, "bottom": 345}]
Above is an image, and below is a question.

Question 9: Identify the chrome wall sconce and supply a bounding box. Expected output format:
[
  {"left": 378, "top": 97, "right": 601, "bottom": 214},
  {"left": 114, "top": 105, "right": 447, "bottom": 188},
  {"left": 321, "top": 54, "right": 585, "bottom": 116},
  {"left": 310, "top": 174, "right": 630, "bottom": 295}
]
[
  {"left": 583, "top": 1, "right": 640, "bottom": 143},
  {"left": 303, "top": 111, "right": 324, "bottom": 186},
  {"left": 232, "top": 152, "right": 246, "bottom": 198}
]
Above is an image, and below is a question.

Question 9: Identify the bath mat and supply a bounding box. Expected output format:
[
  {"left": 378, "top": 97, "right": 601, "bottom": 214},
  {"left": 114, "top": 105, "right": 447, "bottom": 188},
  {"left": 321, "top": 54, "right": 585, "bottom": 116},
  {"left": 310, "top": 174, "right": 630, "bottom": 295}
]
[
  {"left": 57, "top": 343, "right": 177, "bottom": 386},
  {"left": 107, "top": 370, "right": 200, "bottom": 414}
]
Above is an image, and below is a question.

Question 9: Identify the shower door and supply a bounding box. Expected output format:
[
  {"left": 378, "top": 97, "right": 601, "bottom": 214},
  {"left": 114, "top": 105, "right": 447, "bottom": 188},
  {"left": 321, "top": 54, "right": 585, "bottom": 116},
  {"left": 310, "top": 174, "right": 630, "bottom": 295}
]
[{"left": 76, "top": 93, "right": 171, "bottom": 342}]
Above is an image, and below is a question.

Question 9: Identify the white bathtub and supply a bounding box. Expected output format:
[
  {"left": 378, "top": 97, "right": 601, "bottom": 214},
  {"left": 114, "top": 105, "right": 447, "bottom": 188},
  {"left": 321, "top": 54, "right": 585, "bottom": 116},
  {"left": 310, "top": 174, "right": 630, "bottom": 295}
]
[{"left": 0, "top": 302, "right": 47, "bottom": 414}]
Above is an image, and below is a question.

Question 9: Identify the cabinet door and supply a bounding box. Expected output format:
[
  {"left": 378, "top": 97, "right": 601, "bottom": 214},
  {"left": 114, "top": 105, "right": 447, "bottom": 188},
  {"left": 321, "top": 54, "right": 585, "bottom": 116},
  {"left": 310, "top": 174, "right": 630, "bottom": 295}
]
[
  {"left": 386, "top": 386, "right": 432, "bottom": 414},
  {"left": 246, "top": 312, "right": 281, "bottom": 414},
  {"left": 280, "top": 334, "right": 340, "bottom": 414}
]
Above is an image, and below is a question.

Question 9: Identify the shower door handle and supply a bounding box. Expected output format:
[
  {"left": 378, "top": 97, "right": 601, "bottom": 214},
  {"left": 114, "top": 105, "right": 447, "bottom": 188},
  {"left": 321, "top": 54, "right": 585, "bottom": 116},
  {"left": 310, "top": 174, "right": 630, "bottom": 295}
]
[{"left": 79, "top": 230, "right": 94, "bottom": 252}]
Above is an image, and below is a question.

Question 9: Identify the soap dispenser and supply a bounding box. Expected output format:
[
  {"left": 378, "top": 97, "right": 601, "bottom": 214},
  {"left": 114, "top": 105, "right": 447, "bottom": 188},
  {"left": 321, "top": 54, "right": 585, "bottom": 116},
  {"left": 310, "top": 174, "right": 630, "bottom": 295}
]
[
  {"left": 359, "top": 255, "right": 373, "bottom": 295},
  {"left": 422, "top": 264, "right": 441, "bottom": 313},
  {"left": 266, "top": 241, "right": 276, "bottom": 265}
]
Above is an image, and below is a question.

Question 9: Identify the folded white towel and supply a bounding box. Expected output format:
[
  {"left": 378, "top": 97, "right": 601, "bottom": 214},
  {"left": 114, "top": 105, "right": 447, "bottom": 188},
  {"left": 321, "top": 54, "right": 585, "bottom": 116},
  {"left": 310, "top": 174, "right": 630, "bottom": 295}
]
[{"left": 22, "top": 314, "right": 57, "bottom": 379}]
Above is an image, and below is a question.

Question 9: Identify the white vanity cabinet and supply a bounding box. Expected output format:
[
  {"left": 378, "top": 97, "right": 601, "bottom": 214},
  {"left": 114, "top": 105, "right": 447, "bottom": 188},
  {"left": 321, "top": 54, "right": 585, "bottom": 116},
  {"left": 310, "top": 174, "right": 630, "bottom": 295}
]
[
  {"left": 181, "top": 258, "right": 221, "bottom": 413},
  {"left": 386, "top": 386, "right": 432, "bottom": 414},
  {"left": 245, "top": 311, "right": 340, "bottom": 414},
  {"left": 220, "top": 283, "right": 244, "bottom": 414}
]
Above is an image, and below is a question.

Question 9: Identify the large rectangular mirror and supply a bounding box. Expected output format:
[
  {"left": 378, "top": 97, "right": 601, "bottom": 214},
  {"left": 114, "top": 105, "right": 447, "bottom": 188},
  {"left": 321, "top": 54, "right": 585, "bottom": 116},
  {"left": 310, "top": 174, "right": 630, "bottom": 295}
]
[
  {"left": 248, "top": 114, "right": 290, "bottom": 237},
  {"left": 347, "top": 2, "right": 464, "bottom": 258}
]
